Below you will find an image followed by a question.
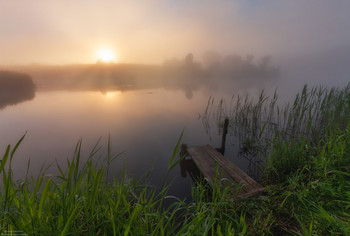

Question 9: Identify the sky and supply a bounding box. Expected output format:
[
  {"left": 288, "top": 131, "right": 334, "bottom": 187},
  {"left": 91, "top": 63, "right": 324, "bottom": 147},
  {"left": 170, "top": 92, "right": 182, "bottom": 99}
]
[{"left": 1, "top": 0, "right": 350, "bottom": 65}]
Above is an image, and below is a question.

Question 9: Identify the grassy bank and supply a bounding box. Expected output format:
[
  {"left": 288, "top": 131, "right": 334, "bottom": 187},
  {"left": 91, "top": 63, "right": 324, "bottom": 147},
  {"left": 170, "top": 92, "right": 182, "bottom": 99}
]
[
  {"left": 1, "top": 84, "right": 350, "bottom": 235},
  {"left": 202, "top": 83, "right": 350, "bottom": 234},
  {"left": 0, "top": 136, "right": 253, "bottom": 235}
]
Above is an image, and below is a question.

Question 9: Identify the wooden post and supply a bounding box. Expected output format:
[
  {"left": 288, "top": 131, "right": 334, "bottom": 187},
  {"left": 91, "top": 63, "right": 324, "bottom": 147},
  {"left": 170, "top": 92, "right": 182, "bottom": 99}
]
[
  {"left": 180, "top": 144, "right": 188, "bottom": 157},
  {"left": 220, "top": 118, "right": 229, "bottom": 155},
  {"left": 180, "top": 144, "right": 188, "bottom": 177}
]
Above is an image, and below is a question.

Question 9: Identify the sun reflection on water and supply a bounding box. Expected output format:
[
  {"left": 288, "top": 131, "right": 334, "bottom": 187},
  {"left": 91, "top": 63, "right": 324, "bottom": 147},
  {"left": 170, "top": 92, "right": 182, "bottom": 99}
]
[{"left": 104, "top": 91, "right": 121, "bottom": 99}]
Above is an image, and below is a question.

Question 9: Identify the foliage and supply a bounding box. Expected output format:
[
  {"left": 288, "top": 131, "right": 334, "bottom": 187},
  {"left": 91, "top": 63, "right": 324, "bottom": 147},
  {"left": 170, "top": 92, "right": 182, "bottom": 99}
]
[
  {"left": 0, "top": 136, "right": 249, "bottom": 235},
  {"left": 203, "top": 83, "right": 350, "bottom": 177},
  {"left": 201, "top": 83, "right": 350, "bottom": 234}
]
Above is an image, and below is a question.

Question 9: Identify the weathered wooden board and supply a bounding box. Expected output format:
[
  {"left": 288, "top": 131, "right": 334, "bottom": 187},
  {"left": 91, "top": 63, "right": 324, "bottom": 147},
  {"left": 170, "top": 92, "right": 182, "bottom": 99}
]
[{"left": 184, "top": 145, "right": 265, "bottom": 197}]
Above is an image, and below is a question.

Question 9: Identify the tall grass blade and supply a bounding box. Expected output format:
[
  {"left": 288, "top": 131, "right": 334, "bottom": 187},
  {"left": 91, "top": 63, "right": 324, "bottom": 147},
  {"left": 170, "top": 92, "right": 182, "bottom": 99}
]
[{"left": 168, "top": 129, "right": 184, "bottom": 172}]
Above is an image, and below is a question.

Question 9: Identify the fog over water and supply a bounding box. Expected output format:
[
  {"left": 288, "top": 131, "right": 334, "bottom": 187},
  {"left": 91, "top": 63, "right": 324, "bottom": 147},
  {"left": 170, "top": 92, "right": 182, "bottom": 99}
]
[
  {"left": 1, "top": 1, "right": 349, "bottom": 90},
  {"left": 1, "top": 1, "right": 350, "bottom": 65},
  {"left": 1, "top": 1, "right": 350, "bottom": 199}
]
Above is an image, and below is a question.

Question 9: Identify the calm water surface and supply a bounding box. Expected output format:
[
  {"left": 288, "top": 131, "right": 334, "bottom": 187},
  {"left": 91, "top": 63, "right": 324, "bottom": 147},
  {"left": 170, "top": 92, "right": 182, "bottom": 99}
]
[
  {"left": 0, "top": 77, "right": 270, "bottom": 200},
  {"left": 2, "top": 52, "right": 349, "bottom": 200}
]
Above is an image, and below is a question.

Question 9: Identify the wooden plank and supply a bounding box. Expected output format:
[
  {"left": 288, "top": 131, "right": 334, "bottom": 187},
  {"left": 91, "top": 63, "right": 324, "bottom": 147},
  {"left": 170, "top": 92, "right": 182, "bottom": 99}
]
[
  {"left": 187, "top": 146, "right": 248, "bottom": 193},
  {"left": 185, "top": 145, "right": 265, "bottom": 197},
  {"left": 186, "top": 146, "right": 217, "bottom": 188},
  {"left": 204, "top": 145, "right": 263, "bottom": 192},
  {"left": 187, "top": 146, "right": 250, "bottom": 193}
]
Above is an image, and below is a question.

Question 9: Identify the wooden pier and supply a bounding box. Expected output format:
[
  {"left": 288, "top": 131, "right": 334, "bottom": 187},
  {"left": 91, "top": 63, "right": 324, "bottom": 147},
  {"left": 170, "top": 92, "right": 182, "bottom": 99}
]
[{"left": 180, "top": 144, "right": 265, "bottom": 197}]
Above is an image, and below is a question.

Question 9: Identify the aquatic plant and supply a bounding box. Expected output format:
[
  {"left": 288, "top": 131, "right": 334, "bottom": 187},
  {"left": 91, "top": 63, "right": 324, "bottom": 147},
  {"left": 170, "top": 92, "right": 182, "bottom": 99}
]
[
  {"left": 203, "top": 83, "right": 350, "bottom": 178},
  {"left": 201, "top": 83, "right": 350, "bottom": 234},
  {"left": 0, "top": 135, "right": 249, "bottom": 235}
]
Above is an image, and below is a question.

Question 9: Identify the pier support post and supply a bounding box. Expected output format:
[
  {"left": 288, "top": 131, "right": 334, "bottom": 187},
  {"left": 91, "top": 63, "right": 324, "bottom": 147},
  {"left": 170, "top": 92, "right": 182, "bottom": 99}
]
[{"left": 219, "top": 118, "right": 229, "bottom": 155}]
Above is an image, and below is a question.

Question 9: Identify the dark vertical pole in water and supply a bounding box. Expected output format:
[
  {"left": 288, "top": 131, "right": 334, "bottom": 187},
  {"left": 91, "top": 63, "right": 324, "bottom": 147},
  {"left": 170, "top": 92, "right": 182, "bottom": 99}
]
[
  {"left": 220, "top": 118, "right": 229, "bottom": 155},
  {"left": 180, "top": 144, "right": 188, "bottom": 177}
]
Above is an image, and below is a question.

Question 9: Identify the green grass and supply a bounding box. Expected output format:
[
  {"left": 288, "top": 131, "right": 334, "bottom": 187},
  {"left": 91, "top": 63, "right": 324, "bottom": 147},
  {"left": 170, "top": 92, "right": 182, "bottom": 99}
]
[
  {"left": 1, "top": 83, "right": 350, "bottom": 235},
  {"left": 262, "top": 125, "right": 350, "bottom": 234},
  {"left": 203, "top": 83, "right": 350, "bottom": 177},
  {"left": 201, "top": 83, "right": 350, "bottom": 234},
  {"left": 0, "top": 134, "right": 251, "bottom": 235}
]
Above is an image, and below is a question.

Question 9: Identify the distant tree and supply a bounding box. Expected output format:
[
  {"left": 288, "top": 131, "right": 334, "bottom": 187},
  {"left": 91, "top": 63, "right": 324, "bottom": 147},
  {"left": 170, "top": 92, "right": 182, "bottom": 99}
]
[
  {"left": 0, "top": 71, "right": 36, "bottom": 109},
  {"left": 202, "top": 51, "right": 221, "bottom": 68},
  {"left": 185, "top": 53, "right": 194, "bottom": 65},
  {"left": 260, "top": 56, "right": 272, "bottom": 70},
  {"left": 246, "top": 55, "right": 254, "bottom": 64}
]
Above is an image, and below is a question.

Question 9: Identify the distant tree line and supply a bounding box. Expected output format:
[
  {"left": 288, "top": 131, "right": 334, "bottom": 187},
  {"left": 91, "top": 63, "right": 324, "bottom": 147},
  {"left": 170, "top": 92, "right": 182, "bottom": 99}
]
[
  {"left": 164, "top": 52, "right": 279, "bottom": 81},
  {"left": 3, "top": 53, "right": 279, "bottom": 101},
  {"left": 0, "top": 71, "right": 36, "bottom": 109}
]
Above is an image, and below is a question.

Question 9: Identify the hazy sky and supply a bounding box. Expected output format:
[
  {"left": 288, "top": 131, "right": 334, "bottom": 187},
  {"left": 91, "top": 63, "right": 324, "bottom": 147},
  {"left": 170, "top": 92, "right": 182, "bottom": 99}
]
[{"left": 1, "top": 0, "right": 350, "bottom": 65}]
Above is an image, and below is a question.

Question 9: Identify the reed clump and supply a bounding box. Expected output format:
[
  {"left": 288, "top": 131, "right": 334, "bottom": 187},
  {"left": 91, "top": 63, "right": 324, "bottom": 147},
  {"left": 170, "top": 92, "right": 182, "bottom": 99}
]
[
  {"left": 1, "top": 137, "right": 178, "bottom": 235},
  {"left": 202, "top": 83, "right": 350, "bottom": 234},
  {"left": 203, "top": 83, "right": 350, "bottom": 179},
  {"left": 0, "top": 136, "right": 251, "bottom": 235}
]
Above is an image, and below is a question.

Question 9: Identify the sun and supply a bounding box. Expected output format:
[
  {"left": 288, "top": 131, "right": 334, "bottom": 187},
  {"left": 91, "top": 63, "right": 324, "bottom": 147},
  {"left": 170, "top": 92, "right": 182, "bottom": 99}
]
[
  {"left": 104, "top": 91, "right": 121, "bottom": 99},
  {"left": 97, "top": 49, "right": 116, "bottom": 63}
]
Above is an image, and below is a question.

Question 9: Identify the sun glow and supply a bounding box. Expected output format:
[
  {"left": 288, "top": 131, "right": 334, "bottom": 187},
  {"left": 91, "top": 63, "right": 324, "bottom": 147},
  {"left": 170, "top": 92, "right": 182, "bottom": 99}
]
[
  {"left": 104, "top": 91, "right": 121, "bottom": 99},
  {"left": 97, "top": 49, "right": 116, "bottom": 63}
]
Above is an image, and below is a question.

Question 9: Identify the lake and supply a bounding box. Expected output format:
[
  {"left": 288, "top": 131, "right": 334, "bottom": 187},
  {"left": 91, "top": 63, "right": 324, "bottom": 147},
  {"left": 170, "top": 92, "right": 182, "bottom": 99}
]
[{"left": 0, "top": 62, "right": 280, "bottom": 200}]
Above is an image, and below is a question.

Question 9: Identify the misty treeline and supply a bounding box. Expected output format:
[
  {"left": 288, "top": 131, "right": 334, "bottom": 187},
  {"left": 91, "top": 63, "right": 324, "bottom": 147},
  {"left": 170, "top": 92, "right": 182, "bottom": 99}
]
[
  {"left": 0, "top": 71, "right": 36, "bottom": 109},
  {"left": 3, "top": 53, "right": 279, "bottom": 99},
  {"left": 165, "top": 52, "right": 279, "bottom": 80}
]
